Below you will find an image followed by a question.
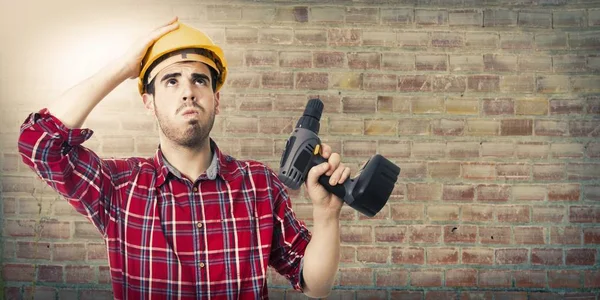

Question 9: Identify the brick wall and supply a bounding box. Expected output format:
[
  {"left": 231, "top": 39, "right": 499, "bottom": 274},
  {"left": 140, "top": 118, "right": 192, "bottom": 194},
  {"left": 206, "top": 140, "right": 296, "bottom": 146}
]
[{"left": 1, "top": 0, "right": 600, "bottom": 299}]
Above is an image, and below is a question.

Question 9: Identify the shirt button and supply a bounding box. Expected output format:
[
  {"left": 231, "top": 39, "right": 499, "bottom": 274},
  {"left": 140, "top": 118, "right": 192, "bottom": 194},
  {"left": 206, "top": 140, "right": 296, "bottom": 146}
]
[
  {"left": 196, "top": 222, "right": 203, "bottom": 228},
  {"left": 193, "top": 187, "right": 198, "bottom": 192},
  {"left": 199, "top": 262, "right": 205, "bottom": 268}
]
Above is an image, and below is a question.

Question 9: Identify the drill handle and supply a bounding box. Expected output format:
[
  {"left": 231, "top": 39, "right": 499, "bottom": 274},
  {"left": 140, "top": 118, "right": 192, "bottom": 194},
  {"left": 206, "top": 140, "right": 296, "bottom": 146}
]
[{"left": 312, "top": 155, "right": 347, "bottom": 200}]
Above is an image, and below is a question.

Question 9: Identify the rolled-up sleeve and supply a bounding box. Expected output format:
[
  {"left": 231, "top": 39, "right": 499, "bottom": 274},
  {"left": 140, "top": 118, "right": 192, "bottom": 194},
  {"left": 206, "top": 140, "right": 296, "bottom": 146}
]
[
  {"left": 17, "top": 108, "right": 128, "bottom": 236},
  {"left": 268, "top": 171, "right": 312, "bottom": 292}
]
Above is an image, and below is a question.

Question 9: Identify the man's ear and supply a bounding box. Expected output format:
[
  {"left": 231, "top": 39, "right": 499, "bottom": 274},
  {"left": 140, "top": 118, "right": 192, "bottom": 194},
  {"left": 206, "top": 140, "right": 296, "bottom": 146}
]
[
  {"left": 214, "top": 91, "right": 221, "bottom": 115},
  {"left": 142, "top": 93, "right": 155, "bottom": 116}
]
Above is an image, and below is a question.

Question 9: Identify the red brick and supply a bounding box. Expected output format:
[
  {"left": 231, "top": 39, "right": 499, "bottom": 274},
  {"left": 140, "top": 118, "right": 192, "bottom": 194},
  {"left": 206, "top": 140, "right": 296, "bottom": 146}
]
[
  {"left": 261, "top": 72, "right": 292, "bottom": 89},
  {"left": 586, "top": 144, "right": 600, "bottom": 158},
  {"left": 225, "top": 28, "right": 257, "bottom": 44},
  {"left": 463, "top": 163, "right": 496, "bottom": 180},
  {"left": 567, "top": 163, "right": 600, "bottom": 180},
  {"left": 554, "top": 10, "right": 586, "bottom": 27},
  {"left": 535, "top": 120, "right": 568, "bottom": 136},
  {"left": 363, "top": 74, "right": 397, "bottom": 92},
  {"left": 493, "top": 292, "right": 527, "bottom": 300},
  {"left": 548, "top": 270, "right": 582, "bottom": 288},
  {"left": 381, "top": 8, "right": 413, "bottom": 25},
  {"left": 245, "top": 50, "right": 276, "bottom": 67},
  {"left": 467, "top": 75, "right": 500, "bottom": 92},
  {"left": 519, "top": 11, "right": 552, "bottom": 28},
  {"left": 375, "top": 269, "right": 409, "bottom": 287},
  {"left": 570, "top": 206, "right": 600, "bottom": 223},
  {"left": 409, "top": 225, "right": 442, "bottom": 244},
  {"left": 399, "top": 162, "right": 427, "bottom": 180},
  {"left": 310, "top": 6, "right": 344, "bottom": 23},
  {"left": 23, "top": 286, "right": 56, "bottom": 300},
  {"left": 570, "top": 32, "right": 600, "bottom": 50},
  {"left": 446, "top": 141, "right": 479, "bottom": 158},
  {"left": 532, "top": 206, "right": 565, "bottom": 223},
  {"left": 415, "top": 9, "right": 448, "bottom": 26},
  {"left": 259, "top": 28, "right": 293, "bottom": 45},
  {"left": 279, "top": 51, "right": 312, "bottom": 68},
  {"left": 484, "top": 9, "right": 517, "bottom": 27},
  {"left": 479, "top": 270, "right": 511, "bottom": 287},
  {"left": 4, "top": 219, "right": 36, "bottom": 237},
  {"left": 397, "top": 32, "right": 429, "bottom": 48},
  {"left": 481, "top": 142, "right": 514, "bottom": 158},
  {"left": 347, "top": 52, "right": 380, "bottom": 70},
  {"left": 477, "top": 184, "right": 510, "bottom": 202},
  {"left": 513, "top": 270, "right": 546, "bottom": 288},
  {"left": 566, "top": 248, "right": 596, "bottom": 265},
  {"left": 570, "top": 120, "right": 600, "bottom": 137},
  {"left": 382, "top": 53, "right": 414, "bottom": 71},
  {"left": 391, "top": 247, "right": 424, "bottom": 264},
  {"left": 407, "top": 183, "right": 442, "bottom": 201},
  {"left": 53, "top": 243, "right": 87, "bottom": 262},
  {"left": 445, "top": 268, "right": 477, "bottom": 287},
  {"left": 235, "top": 94, "right": 273, "bottom": 112},
  {"left": 462, "top": 248, "right": 494, "bottom": 265},
  {"left": 536, "top": 32, "right": 567, "bottom": 50},
  {"left": 329, "top": 117, "right": 363, "bottom": 136},
  {"left": 432, "top": 119, "right": 464, "bottom": 136},
  {"left": 16, "top": 241, "right": 51, "bottom": 260},
  {"left": 74, "top": 221, "right": 101, "bottom": 239},
  {"left": 496, "top": 164, "right": 530, "bottom": 181},
  {"left": 295, "top": 72, "right": 328, "bottom": 90},
  {"left": 479, "top": 227, "right": 511, "bottom": 244},
  {"left": 531, "top": 248, "right": 562, "bottom": 265},
  {"left": 88, "top": 243, "right": 107, "bottom": 261},
  {"left": 410, "top": 269, "right": 443, "bottom": 287},
  {"left": 444, "top": 225, "right": 477, "bottom": 244},
  {"left": 99, "top": 266, "right": 111, "bottom": 284},
  {"left": 460, "top": 291, "right": 493, "bottom": 300},
  {"left": 343, "top": 140, "right": 377, "bottom": 158},
  {"left": 551, "top": 226, "right": 582, "bottom": 245},
  {"left": 341, "top": 96, "right": 376, "bottom": 114},
  {"left": 377, "top": 140, "right": 409, "bottom": 158},
  {"left": 514, "top": 226, "right": 546, "bottom": 245},
  {"left": 533, "top": 164, "right": 565, "bottom": 181},
  {"left": 462, "top": 205, "right": 494, "bottom": 222},
  {"left": 341, "top": 226, "right": 372, "bottom": 243},
  {"left": 466, "top": 32, "right": 499, "bottom": 49},
  {"left": 294, "top": 29, "right": 326, "bottom": 45},
  {"left": 551, "top": 143, "right": 584, "bottom": 158},
  {"left": 482, "top": 98, "right": 514, "bottom": 115},
  {"left": 357, "top": 246, "right": 389, "bottom": 264},
  {"left": 426, "top": 291, "right": 459, "bottom": 300},
  {"left": 2, "top": 263, "right": 35, "bottom": 281},
  {"left": 442, "top": 185, "right": 474, "bottom": 202},
  {"left": 427, "top": 247, "right": 458, "bottom": 265},
  {"left": 377, "top": 95, "right": 410, "bottom": 114},
  {"left": 416, "top": 55, "right": 447, "bottom": 71},
  {"left": 339, "top": 268, "right": 373, "bottom": 286},
  {"left": 398, "top": 75, "right": 431, "bottom": 92},
  {"left": 38, "top": 265, "right": 63, "bottom": 283},
  {"left": 529, "top": 292, "right": 563, "bottom": 300},
  {"left": 80, "top": 290, "right": 113, "bottom": 300},
  {"left": 313, "top": 51, "right": 345, "bottom": 68},
  {"left": 259, "top": 117, "right": 294, "bottom": 135},
  {"left": 432, "top": 32, "right": 464, "bottom": 47},
  {"left": 412, "top": 97, "right": 444, "bottom": 114},
  {"left": 390, "top": 203, "right": 424, "bottom": 221},
  {"left": 584, "top": 270, "right": 600, "bottom": 288},
  {"left": 501, "top": 119, "right": 533, "bottom": 136},
  {"left": 516, "top": 142, "right": 549, "bottom": 159},
  {"left": 224, "top": 117, "right": 258, "bottom": 134},
  {"left": 449, "top": 9, "right": 482, "bottom": 26},
  {"left": 483, "top": 54, "right": 517, "bottom": 72},
  {"left": 496, "top": 248, "right": 528, "bottom": 265},
  {"left": 426, "top": 205, "right": 458, "bottom": 222},
  {"left": 356, "top": 290, "right": 386, "bottom": 300},
  {"left": 548, "top": 184, "right": 580, "bottom": 201},
  {"left": 375, "top": 225, "right": 407, "bottom": 243},
  {"left": 497, "top": 205, "right": 530, "bottom": 223}
]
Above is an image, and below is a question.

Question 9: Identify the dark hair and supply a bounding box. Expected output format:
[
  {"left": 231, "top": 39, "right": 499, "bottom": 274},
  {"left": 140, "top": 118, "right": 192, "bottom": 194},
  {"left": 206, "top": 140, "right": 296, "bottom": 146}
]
[{"left": 144, "top": 48, "right": 220, "bottom": 95}]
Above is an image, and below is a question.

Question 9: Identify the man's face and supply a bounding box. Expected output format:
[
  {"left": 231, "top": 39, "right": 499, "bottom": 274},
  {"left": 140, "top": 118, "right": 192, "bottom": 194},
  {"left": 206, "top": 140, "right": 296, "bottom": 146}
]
[{"left": 143, "top": 61, "right": 220, "bottom": 148}]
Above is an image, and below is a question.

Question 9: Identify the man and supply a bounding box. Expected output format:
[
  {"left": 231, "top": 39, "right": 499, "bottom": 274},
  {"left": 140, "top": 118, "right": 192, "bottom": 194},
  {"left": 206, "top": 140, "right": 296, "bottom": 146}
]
[{"left": 18, "top": 17, "right": 350, "bottom": 299}]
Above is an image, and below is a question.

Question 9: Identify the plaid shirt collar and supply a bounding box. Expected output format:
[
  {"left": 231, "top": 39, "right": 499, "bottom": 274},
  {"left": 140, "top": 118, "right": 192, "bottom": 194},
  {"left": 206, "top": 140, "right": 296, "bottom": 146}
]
[{"left": 153, "top": 138, "right": 235, "bottom": 187}]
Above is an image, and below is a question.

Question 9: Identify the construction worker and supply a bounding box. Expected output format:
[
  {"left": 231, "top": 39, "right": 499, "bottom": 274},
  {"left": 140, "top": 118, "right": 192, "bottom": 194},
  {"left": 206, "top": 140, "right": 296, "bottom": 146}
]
[{"left": 18, "top": 17, "right": 350, "bottom": 299}]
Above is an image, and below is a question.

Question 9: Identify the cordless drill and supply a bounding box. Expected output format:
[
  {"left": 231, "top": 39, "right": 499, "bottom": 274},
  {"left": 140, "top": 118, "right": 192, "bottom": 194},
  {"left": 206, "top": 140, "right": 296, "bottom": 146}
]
[{"left": 278, "top": 99, "right": 401, "bottom": 217}]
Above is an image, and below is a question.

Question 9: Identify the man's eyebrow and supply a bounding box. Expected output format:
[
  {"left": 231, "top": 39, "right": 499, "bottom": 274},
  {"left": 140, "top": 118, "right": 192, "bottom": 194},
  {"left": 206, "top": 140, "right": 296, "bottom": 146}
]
[
  {"left": 160, "top": 72, "right": 181, "bottom": 83},
  {"left": 192, "top": 73, "right": 211, "bottom": 82}
]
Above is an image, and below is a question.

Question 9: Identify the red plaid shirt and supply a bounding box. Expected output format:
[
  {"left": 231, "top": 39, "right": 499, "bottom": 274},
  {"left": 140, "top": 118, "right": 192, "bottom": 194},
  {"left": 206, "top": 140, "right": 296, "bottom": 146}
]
[{"left": 18, "top": 109, "right": 311, "bottom": 299}]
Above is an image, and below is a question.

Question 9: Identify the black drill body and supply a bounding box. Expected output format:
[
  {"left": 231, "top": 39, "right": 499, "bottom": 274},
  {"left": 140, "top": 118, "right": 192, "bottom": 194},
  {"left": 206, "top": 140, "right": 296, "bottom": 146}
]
[{"left": 278, "top": 99, "right": 401, "bottom": 217}]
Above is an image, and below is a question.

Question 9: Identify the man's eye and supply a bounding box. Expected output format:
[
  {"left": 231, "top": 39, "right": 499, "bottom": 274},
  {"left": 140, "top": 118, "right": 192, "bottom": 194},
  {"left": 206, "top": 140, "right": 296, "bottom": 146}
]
[
  {"left": 167, "top": 79, "right": 177, "bottom": 86},
  {"left": 195, "top": 78, "right": 207, "bottom": 85}
]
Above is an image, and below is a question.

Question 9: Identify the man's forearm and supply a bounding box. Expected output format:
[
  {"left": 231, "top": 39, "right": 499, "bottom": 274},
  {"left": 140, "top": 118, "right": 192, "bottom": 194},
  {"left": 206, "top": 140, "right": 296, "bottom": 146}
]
[
  {"left": 48, "top": 59, "right": 129, "bottom": 129},
  {"left": 300, "top": 215, "right": 341, "bottom": 298}
]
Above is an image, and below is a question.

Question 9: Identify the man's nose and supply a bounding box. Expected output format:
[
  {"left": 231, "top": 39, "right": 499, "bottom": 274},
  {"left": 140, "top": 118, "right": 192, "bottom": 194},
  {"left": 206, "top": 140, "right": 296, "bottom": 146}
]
[{"left": 181, "top": 82, "right": 196, "bottom": 101}]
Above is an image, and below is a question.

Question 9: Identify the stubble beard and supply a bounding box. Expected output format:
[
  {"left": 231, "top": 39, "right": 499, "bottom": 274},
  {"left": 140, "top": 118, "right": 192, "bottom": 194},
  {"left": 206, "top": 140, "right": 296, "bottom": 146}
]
[{"left": 154, "top": 102, "right": 215, "bottom": 149}]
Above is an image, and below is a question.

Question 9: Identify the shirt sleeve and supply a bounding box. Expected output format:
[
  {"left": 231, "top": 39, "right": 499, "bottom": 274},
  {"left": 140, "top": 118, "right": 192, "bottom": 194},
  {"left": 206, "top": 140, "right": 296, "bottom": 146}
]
[
  {"left": 17, "top": 108, "right": 129, "bottom": 237},
  {"left": 267, "top": 169, "right": 312, "bottom": 292}
]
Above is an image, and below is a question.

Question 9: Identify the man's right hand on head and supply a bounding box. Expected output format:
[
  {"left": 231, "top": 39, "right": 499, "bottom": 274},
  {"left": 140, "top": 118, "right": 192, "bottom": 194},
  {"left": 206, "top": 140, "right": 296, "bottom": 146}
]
[{"left": 121, "top": 17, "right": 180, "bottom": 80}]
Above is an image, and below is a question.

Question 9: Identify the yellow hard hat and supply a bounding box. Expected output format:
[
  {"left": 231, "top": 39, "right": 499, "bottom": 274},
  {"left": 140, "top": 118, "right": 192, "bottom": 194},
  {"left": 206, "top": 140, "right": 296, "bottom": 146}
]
[{"left": 137, "top": 22, "right": 228, "bottom": 95}]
